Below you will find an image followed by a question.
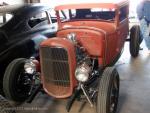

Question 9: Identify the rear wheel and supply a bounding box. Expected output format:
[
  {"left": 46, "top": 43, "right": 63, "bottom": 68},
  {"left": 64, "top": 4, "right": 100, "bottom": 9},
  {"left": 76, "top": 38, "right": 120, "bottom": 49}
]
[
  {"left": 96, "top": 67, "right": 119, "bottom": 113},
  {"left": 130, "top": 25, "right": 141, "bottom": 57},
  {"left": 3, "top": 58, "right": 33, "bottom": 103},
  {"left": 0, "top": 95, "right": 16, "bottom": 113}
]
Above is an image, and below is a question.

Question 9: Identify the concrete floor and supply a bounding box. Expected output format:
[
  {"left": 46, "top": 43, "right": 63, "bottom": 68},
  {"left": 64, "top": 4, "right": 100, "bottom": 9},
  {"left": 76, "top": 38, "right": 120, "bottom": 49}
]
[{"left": 16, "top": 42, "right": 150, "bottom": 113}]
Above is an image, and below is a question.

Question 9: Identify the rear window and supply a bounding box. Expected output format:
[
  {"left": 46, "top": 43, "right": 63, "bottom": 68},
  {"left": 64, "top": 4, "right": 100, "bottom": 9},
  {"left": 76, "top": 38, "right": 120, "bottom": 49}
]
[
  {"left": 58, "top": 8, "right": 115, "bottom": 22},
  {"left": 0, "top": 13, "right": 13, "bottom": 27}
]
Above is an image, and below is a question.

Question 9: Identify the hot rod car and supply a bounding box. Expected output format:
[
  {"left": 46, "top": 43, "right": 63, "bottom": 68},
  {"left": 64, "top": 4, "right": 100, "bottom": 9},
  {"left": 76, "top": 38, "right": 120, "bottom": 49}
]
[{"left": 3, "top": 0, "right": 141, "bottom": 113}]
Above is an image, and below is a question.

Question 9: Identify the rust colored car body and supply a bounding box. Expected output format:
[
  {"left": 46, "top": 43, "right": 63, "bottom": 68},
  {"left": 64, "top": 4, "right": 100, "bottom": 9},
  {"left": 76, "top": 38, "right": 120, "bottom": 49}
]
[
  {"left": 4, "top": 0, "right": 141, "bottom": 113},
  {"left": 40, "top": 0, "right": 129, "bottom": 98}
]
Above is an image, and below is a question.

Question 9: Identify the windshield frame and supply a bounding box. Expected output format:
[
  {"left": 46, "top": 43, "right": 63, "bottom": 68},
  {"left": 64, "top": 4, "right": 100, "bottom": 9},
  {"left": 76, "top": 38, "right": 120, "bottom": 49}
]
[{"left": 56, "top": 8, "right": 117, "bottom": 24}]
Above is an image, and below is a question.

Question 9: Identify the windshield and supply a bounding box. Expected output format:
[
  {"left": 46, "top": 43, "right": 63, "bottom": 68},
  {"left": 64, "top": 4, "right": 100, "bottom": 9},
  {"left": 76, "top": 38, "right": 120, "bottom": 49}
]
[
  {"left": 58, "top": 8, "right": 115, "bottom": 22},
  {"left": 0, "top": 13, "right": 13, "bottom": 27}
]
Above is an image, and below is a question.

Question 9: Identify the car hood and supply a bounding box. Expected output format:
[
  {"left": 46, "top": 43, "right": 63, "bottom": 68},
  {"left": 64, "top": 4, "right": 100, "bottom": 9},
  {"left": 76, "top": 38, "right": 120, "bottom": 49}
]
[{"left": 60, "top": 21, "right": 116, "bottom": 35}]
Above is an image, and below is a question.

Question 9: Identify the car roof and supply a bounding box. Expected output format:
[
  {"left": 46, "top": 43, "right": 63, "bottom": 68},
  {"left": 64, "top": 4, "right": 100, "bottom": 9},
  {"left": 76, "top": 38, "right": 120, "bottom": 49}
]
[
  {"left": 55, "top": 0, "right": 129, "bottom": 10},
  {"left": 0, "top": 3, "right": 51, "bottom": 15}
]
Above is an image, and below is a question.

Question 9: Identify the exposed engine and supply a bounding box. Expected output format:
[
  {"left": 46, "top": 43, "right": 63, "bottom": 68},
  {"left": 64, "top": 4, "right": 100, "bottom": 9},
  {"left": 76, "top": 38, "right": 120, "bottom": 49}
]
[
  {"left": 66, "top": 33, "right": 100, "bottom": 110},
  {"left": 66, "top": 33, "right": 94, "bottom": 82}
]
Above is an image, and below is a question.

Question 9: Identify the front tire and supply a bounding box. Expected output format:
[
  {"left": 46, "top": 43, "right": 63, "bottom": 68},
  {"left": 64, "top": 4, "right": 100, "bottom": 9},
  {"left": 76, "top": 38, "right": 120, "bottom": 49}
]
[
  {"left": 130, "top": 25, "right": 141, "bottom": 57},
  {"left": 97, "top": 67, "right": 119, "bottom": 113},
  {"left": 3, "top": 58, "right": 32, "bottom": 103}
]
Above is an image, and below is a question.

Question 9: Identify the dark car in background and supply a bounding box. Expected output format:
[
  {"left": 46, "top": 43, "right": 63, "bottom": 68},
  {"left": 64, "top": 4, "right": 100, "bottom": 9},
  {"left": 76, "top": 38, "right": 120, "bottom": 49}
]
[{"left": 0, "top": 4, "right": 57, "bottom": 93}]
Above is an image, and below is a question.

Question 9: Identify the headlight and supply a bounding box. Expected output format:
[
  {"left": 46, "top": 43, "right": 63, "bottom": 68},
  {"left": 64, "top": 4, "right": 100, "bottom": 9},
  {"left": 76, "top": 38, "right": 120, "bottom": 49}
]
[
  {"left": 75, "top": 63, "right": 91, "bottom": 82},
  {"left": 24, "top": 61, "right": 36, "bottom": 74}
]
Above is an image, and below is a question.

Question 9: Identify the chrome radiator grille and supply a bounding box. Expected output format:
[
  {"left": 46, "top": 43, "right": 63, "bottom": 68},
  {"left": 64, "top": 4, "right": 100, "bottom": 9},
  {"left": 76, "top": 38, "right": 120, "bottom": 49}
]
[{"left": 40, "top": 47, "right": 70, "bottom": 87}]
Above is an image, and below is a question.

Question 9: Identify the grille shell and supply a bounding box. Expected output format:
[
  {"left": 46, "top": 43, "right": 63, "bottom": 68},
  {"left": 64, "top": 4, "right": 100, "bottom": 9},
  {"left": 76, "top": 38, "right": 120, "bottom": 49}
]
[{"left": 40, "top": 46, "right": 71, "bottom": 97}]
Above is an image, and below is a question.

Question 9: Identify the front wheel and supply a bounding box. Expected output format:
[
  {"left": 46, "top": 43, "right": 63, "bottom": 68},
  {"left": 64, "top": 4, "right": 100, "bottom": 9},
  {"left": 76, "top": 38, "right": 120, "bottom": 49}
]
[
  {"left": 96, "top": 67, "right": 119, "bottom": 113},
  {"left": 3, "top": 58, "right": 34, "bottom": 103}
]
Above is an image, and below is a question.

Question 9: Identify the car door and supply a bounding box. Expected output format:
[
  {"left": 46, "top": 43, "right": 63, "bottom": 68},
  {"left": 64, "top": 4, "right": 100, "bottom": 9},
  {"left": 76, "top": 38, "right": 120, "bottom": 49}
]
[
  {"left": 0, "top": 31, "right": 8, "bottom": 52},
  {"left": 117, "top": 5, "right": 129, "bottom": 51}
]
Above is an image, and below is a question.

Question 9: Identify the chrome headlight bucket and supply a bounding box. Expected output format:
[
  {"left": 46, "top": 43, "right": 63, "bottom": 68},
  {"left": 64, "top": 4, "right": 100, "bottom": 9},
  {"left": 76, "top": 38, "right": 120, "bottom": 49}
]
[
  {"left": 24, "top": 60, "right": 36, "bottom": 74},
  {"left": 75, "top": 63, "right": 91, "bottom": 82}
]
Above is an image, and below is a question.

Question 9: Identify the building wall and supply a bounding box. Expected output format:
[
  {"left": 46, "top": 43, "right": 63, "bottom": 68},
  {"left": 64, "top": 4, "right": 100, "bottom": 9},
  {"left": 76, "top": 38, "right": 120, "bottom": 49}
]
[
  {"left": 0, "top": 0, "right": 24, "bottom": 4},
  {"left": 25, "top": 0, "right": 40, "bottom": 3}
]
